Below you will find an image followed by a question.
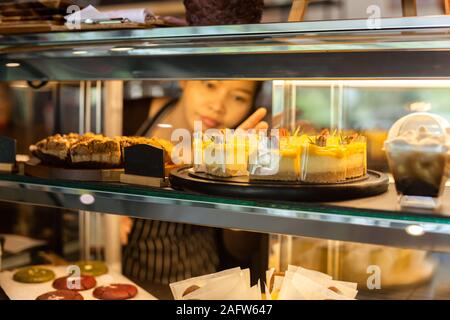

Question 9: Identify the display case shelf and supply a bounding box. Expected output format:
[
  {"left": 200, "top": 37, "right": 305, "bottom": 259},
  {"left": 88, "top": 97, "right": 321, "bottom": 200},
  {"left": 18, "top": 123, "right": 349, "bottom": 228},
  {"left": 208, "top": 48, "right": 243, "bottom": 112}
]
[
  {"left": 3, "top": 16, "right": 450, "bottom": 80},
  {"left": 0, "top": 173, "right": 449, "bottom": 252}
]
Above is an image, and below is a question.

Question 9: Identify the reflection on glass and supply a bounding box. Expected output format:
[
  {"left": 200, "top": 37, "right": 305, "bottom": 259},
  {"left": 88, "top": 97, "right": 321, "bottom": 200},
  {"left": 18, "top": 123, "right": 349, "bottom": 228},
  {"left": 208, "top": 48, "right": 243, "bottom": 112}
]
[{"left": 272, "top": 80, "right": 450, "bottom": 172}]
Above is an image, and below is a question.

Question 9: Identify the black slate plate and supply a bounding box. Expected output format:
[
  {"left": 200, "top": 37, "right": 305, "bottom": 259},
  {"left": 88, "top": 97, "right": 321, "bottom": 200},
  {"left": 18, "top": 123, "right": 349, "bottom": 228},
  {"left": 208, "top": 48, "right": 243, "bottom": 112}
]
[{"left": 169, "top": 167, "right": 389, "bottom": 202}]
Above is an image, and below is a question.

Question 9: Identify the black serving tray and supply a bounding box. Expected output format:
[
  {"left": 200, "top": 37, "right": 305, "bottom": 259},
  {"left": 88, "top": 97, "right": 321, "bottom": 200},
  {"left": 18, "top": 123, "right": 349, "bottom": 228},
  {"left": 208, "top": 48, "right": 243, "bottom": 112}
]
[{"left": 169, "top": 167, "right": 389, "bottom": 202}]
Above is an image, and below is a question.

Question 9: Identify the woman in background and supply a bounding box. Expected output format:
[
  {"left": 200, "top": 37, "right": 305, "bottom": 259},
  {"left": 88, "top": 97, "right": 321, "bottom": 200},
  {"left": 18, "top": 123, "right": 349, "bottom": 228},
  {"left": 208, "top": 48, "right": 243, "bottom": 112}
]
[{"left": 121, "top": 80, "right": 268, "bottom": 284}]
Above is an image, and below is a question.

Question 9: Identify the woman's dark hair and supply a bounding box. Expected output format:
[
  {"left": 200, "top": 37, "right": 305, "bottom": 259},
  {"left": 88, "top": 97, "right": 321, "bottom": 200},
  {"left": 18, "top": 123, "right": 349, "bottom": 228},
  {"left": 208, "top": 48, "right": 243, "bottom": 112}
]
[
  {"left": 252, "top": 81, "right": 264, "bottom": 109},
  {"left": 241, "top": 81, "right": 265, "bottom": 125}
]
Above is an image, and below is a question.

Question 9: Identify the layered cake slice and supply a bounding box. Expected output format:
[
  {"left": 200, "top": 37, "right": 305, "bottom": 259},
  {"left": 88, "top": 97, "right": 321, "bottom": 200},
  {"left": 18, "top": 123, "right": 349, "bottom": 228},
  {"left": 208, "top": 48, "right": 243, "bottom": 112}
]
[
  {"left": 249, "top": 129, "right": 306, "bottom": 181},
  {"left": 31, "top": 133, "right": 175, "bottom": 169},
  {"left": 300, "top": 130, "right": 347, "bottom": 183},
  {"left": 192, "top": 131, "right": 207, "bottom": 173},
  {"left": 343, "top": 134, "right": 367, "bottom": 179},
  {"left": 31, "top": 133, "right": 80, "bottom": 166},
  {"left": 70, "top": 135, "right": 121, "bottom": 168},
  {"left": 204, "top": 132, "right": 249, "bottom": 177}
]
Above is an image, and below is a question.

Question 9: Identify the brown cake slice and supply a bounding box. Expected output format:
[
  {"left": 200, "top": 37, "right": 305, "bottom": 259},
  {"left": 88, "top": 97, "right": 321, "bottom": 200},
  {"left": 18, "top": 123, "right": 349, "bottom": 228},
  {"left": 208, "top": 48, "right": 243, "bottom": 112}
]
[
  {"left": 32, "top": 133, "right": 174, "bottom": 169},
  {"left": 31, "top": 133, "right": 80, "bottom": 166},
  {"left": 69, "top": 135, "right": 121, "bottom": 168}
]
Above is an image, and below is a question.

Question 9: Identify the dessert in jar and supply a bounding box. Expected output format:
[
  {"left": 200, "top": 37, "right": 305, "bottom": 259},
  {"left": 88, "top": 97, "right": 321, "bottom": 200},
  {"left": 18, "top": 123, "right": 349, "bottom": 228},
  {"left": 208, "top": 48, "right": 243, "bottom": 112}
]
[{"left": 384, "top": 112, "right": 449, "bottom": 208}]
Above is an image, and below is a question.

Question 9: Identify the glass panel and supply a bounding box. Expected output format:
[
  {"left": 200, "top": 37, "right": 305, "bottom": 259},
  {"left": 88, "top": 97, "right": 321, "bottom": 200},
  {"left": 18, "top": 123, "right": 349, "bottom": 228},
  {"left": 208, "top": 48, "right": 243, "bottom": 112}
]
[
  {"left": 4, "top": 18, "right": 450, "bottom": 80},
  {"left": 269, "top": 234, "right": 450, "bottom": 299},
  {"left": 273, "top": 80, "right": 450, "bottom": 172},
  {"left": 0, "top": 172, "right": 449, "bottom": 226}
]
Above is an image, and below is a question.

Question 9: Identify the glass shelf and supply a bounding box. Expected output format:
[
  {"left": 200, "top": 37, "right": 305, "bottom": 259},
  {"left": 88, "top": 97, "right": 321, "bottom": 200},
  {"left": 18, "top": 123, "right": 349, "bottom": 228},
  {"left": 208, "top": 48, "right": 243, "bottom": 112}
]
[
  {"left": 2, "top": 16, "right": 450, "bottom": 80},
  {"left": 0, "top": 172, "right": 449, "bottom": 252}
]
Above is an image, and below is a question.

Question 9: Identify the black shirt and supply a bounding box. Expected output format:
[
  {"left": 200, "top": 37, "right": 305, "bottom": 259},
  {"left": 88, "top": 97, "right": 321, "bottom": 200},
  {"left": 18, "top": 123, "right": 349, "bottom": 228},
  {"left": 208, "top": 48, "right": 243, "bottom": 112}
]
[{"left": 122, "top": 98, "right": 220, "bottom": 284}]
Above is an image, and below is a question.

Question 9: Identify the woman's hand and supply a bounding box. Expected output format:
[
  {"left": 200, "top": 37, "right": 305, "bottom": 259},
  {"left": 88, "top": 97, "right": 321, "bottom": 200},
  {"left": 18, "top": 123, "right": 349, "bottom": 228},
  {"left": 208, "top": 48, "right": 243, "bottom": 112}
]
[
  {"left": 120, "top": 216, "right": 133, "bottom": 245},
  {"left": 237, "top": 107, "right": 268, "bottom": 131}
]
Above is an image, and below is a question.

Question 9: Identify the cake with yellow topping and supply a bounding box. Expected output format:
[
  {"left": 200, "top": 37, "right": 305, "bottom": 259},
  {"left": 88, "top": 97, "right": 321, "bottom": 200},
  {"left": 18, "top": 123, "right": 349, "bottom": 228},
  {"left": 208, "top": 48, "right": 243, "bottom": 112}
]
[
  {"left": 203, "top": 131, "right": 249, "bottom": 177},
  {"left": 248, "top": 129, "right": 306, "bottom": 181},
  {"left": 300, "top": 129, "right": 347, "bottom": 183},
  {"left": 342, "top": 134, "right": 367, "bottom": 179},
  {"left": 196, "top": 128, "right": 367, "bottom": 183}
]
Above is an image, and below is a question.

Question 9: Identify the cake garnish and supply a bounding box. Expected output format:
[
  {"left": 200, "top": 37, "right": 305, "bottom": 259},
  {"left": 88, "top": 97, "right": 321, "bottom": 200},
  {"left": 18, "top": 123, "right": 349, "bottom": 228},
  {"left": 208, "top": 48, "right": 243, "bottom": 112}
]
[
  {"left": 341, "top": 133, "right": 359, "bottom": 145},
  {"left": 316, "top": 129, "right": 330, "bottom": 147},
  {"left": 292, "top": 126, "right": 302, "bottom": 137},
  {"left": 279, "top": 128, "right": 289, "bottom": 137}
]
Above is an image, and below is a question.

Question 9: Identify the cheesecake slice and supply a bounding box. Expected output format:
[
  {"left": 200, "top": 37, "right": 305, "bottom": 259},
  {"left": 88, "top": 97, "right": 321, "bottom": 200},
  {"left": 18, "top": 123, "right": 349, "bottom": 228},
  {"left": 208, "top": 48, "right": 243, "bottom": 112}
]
[
  {"left": 300, "top": 130, "right": 347, "bottom": 183},
  {"left": 343, "top": 134, "right": 367, "bottom": 179},
  {"left": 204, "top": 135, "right": 248, "bottom": 177},
  {"left": 249, "top": 131, "right": 306, "bottom": 182}
]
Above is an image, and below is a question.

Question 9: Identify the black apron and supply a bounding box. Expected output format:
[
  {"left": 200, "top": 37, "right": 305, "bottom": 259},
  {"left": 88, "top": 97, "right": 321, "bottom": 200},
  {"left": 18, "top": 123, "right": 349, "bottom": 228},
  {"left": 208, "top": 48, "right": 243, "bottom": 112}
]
[{"left": 122, "top": 98, "right": 220, "bottom": 284}]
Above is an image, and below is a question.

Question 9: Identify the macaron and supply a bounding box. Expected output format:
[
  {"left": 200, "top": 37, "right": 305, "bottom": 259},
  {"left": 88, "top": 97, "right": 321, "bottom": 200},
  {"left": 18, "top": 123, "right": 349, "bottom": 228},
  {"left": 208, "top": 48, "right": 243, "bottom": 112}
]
[
  {"left": 93, "top": 284, "right": 137, "bottom": 300},
  {"left": 13, "top": 266, "right": 55, "bottom": 284},
  {"left": 75, "top": 260, "right": 108, "bottom": 277},
  {"left": 52, "top": 275, "right": 96, "bottom": 291},
  {"left": 36, "top": 290, "right": 84, "bottom": 300}
]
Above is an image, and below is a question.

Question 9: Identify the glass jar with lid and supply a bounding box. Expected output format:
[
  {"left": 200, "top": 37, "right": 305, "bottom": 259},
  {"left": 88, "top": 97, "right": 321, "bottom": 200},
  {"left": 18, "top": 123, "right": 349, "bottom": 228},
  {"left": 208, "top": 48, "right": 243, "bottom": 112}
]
[{"left": 384, "top": 112, "right": 449, "bottom": 209}]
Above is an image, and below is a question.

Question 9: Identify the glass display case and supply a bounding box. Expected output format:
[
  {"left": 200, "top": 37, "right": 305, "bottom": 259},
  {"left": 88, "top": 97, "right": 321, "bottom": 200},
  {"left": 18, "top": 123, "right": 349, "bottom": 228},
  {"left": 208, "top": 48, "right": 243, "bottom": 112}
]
[{"left": 0, "top": 15, "right": 450, "bottom": 300}]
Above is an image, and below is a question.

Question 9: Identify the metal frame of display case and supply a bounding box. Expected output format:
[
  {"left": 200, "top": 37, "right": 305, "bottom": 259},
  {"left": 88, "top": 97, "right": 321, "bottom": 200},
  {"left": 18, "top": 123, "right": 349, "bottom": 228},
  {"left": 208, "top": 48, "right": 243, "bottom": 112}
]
[
  {"left": 3, "top": 16, "right": 450, "bottom": 80},
  {"left": 0, "top": 173, "right": 449, "bottom": 252},
  {"left": 1, "top": 16, "right": 450, "bottom": 256}
]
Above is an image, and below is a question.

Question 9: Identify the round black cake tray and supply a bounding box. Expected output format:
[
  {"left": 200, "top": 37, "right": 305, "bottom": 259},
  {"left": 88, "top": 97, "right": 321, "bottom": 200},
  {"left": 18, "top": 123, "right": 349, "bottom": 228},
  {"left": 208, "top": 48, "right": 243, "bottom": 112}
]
[{"left": 169, "top": 167, "right": 389, "bottom": 202}]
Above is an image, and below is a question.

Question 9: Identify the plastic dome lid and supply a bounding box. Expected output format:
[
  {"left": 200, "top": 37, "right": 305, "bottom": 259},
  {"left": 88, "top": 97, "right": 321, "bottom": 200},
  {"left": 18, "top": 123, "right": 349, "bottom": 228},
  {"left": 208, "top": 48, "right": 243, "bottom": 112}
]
[{"left": 387, "top": 112, "right": 449, "bottom": 143}]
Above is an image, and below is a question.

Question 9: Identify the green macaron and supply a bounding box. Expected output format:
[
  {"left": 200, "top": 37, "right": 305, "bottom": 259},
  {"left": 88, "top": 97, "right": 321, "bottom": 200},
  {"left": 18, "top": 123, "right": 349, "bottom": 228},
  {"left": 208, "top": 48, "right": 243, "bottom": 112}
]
[
  {"left": 13, "top": 266, "right": 55, "bottom": 284},
  {"left": 75, "top": 260, "right": 108, "bottom": 277}
]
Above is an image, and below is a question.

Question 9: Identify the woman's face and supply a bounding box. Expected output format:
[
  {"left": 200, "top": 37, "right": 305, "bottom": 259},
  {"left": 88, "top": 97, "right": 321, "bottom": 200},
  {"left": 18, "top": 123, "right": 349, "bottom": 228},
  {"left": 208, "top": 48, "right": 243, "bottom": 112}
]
[{"left": 180, "top": 80, "right": 257, "bottom": 131}]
